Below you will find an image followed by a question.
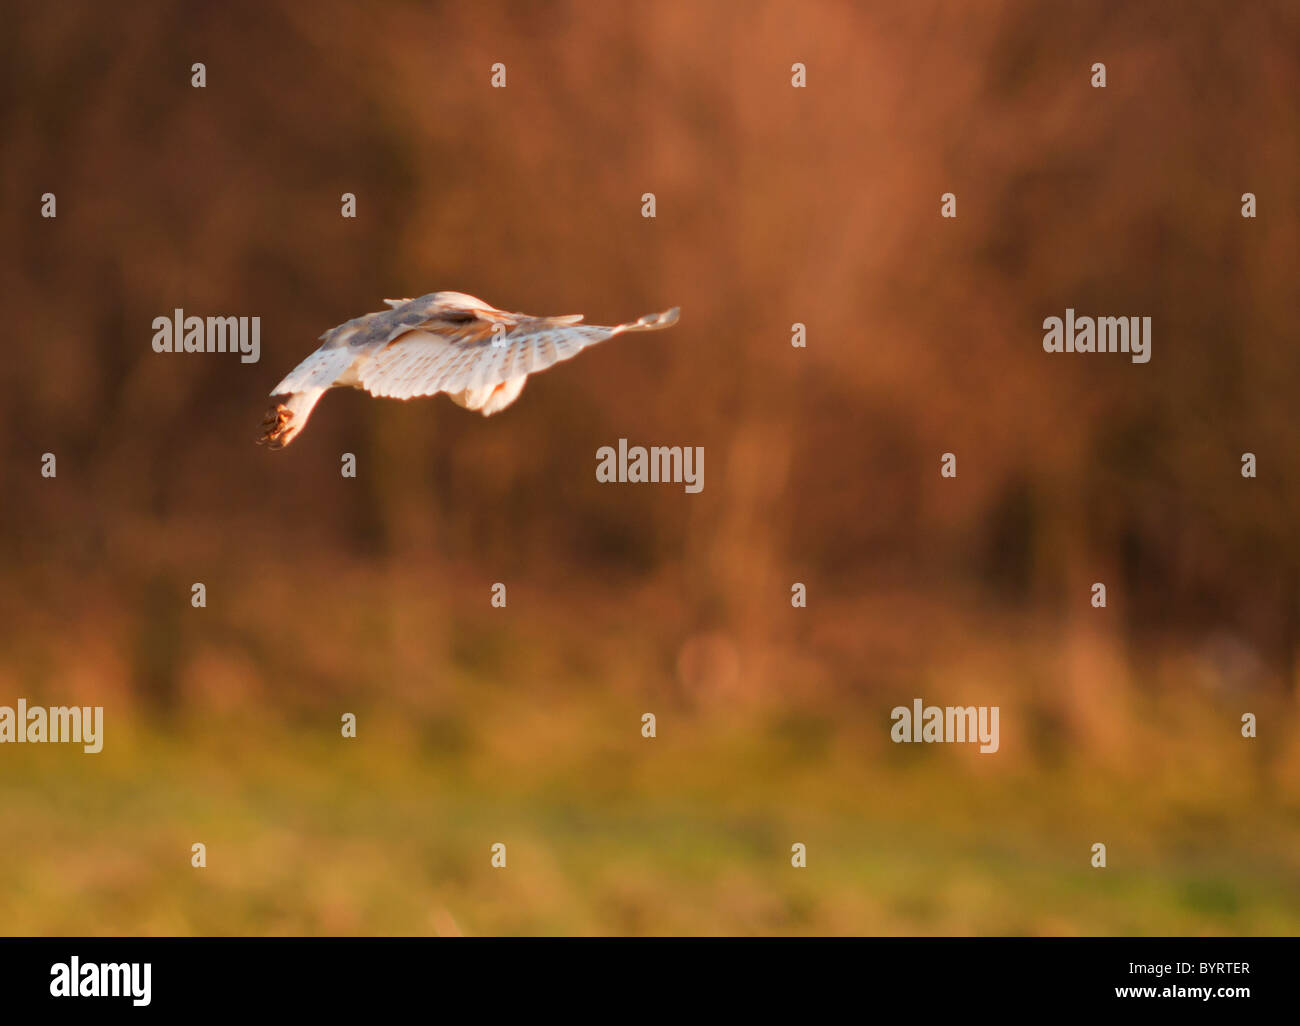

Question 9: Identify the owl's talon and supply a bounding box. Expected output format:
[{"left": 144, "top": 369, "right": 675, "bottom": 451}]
[{"left": 258, "top": 403, "right": 293, "bottom": 449}]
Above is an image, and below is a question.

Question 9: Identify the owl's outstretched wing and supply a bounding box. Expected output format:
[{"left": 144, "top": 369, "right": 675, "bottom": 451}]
[{"left": 357, "top": 306, "right": 680, "bottom": 404}]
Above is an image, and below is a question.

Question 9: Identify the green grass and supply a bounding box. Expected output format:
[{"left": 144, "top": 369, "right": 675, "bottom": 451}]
[{"left": 3, "top": 695, "right": 1298, "bottom": 936}]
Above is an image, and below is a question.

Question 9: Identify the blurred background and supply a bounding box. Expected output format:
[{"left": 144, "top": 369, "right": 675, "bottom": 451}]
[{"left": 1, "top": 0, "right": 1298, "bottom": 935}]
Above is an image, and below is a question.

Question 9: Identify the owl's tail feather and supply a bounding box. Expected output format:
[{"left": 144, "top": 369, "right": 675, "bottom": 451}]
[{"left": 257, "top": 388, "right": 327, "bottom": 449}]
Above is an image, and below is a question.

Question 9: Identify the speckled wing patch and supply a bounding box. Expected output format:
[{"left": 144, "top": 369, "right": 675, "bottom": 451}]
[{"left": 358, "top": 323, "right": 619, "bottom": 400}]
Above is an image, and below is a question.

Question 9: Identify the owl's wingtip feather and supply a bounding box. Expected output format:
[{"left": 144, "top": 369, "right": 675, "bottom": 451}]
[{"left": 626, "top": 306, "right": 681, "bottom": 332}]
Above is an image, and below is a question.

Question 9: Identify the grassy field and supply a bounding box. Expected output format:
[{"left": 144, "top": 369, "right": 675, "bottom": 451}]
[{"left": 3, "top": 562, "right": 1298, "bottom": 936}]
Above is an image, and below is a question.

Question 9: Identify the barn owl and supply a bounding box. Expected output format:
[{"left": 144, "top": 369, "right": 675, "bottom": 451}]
[{"left": 258, "top": 292, "right": 680, "bottom": 448}]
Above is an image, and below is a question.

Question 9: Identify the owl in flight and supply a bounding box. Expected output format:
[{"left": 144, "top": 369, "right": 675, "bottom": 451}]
[{"left": 259, "top": 292, "right": 680, "bottom": 448}]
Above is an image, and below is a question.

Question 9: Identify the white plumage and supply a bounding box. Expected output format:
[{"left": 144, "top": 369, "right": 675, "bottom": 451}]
[{"left": 259, "top": 292, "right": 679, "bottom": 448}]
